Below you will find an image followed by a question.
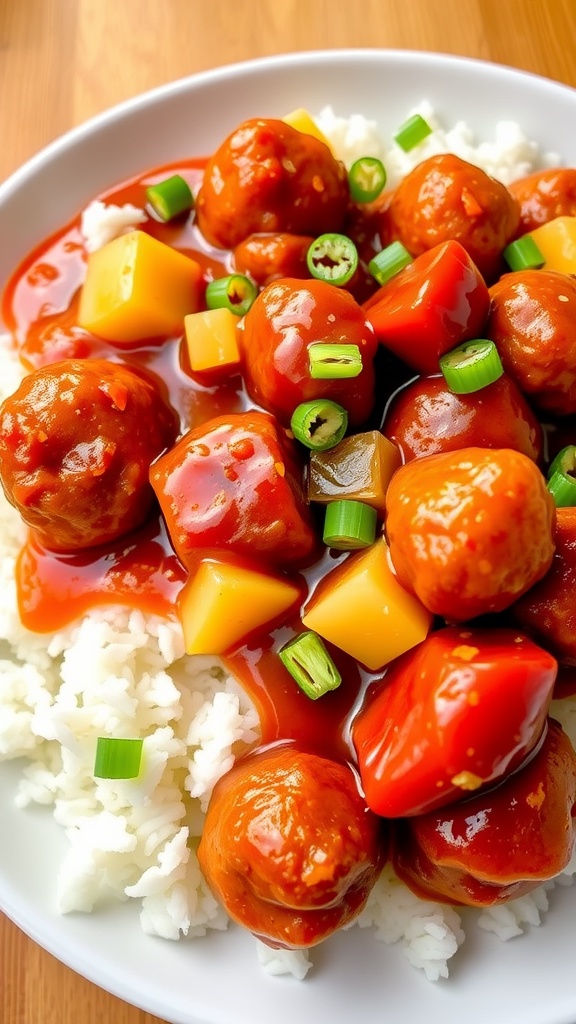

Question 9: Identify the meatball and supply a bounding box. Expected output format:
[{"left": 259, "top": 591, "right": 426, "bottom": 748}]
[
  {"left": 392, "top": 719, "right": 576, "bottom": 907},
  {"left": 197, "top": 746, "right": 386, "bottom": 949},
  {"left": 385, "top": 447, "right": 555, "bottom": 621},
  {"left": 508, "top": 167, "right": 576, "bottom": 233},
  {"left": 196, "top": 118, "right": 349, "bottom": 250},
  {"left": 233, "top": 232, "right": 313, "bottom": 287},
  {"left": 150, "top": 410, "right": 317, "bottom": 570},
  {"left": 0, "top": 359, "right": 178, "bottom": 551},
  {"left": 384, "top": 153, "right": 520, "bottom": 281},
  {"left": 383, "top": 372, "right": 543, "bottom": 464},
  {"left": 513, "top": 507, "right": 576, "bottom": 665},
  {"left": 487, "top": 270, "right": 576, "bottom": 416},
  {"left": 240, "top": 278, "right": 378, "bottom": 428}
]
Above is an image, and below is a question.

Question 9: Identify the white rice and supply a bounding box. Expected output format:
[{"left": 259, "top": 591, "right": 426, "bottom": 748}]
[
  {"left": 316, "top": 99, "right": 560, "bottom": 187},
  {"left": 0, "top": 108, "right": 574, "bottom": 982},
  {"left": 80, "top": 200, "right": 148, "bottom": 253}
]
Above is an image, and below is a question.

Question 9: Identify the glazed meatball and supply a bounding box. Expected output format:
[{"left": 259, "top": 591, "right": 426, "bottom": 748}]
[
  {"left": 385, "top": 447, "right": 555, "bottom": 621},
  {"left": 233, "top": 232, "right": 313, "bottom": 287},
  {"left": 384, "top": 153, "right": 520, "bottom": 281},
  {"left": 487, "top": 270, "right": 576, "bottom": 416},
  {"left": 508, "top": 167, "right": 576, "bottom": 233},
  {"left": 513, "top": 508, "right": 576, "bottom": 665},
  {"left": 0, "top": 359, "right": 178, "bottom": 551},
  {"left": 392, "top": 720, "right": 576, "bottom": 907},
  {"left": 195, "top": 118, "right": 349, "bottom": 249},
  {"left": 240, "top": 278, "right": 378, "bottom": 428},
  {"left": 383, "top": 373, "right": 543, "bottom": 464},
  {"left": 198, "top": 746, "right": 386, "bottom": 949}
]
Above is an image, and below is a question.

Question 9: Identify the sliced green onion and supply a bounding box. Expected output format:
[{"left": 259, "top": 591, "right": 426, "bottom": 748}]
[
  {"left": 290, "top": 399, "right": 348, "bottom": 451},
  {"left": 502, "top": 235, "right": 545, "bottom": 271},
  {"left": 309, "top": 343, "right": 363, "bottom": 379},
  {"left": 323, "top": 499, "right": 377, "bottom": 550},
  {"left": 393, "top": 114, "right": 433, "bottom": 152},
  {"left": 205, "top": 274, "right": 258, "bottom": 316},
  {"left": 146, "top": 174, "right": 193, "bottom": 221},
  {"left": 94, "top": 737, "right": 144, "bottom": 780},
  {"left": 306, "top": 233, "right": 358, "bottom": 286},
  {"left": 439, "top": 339, "right": 504, "bottom": 394},
  {"left": 348, "top": 157, "right": 387, "bottom": 203},
  {"left": 368, "top": 241, "right": 413, "bottom": 285},
  {"left": 547, "top": 446, "right": 576, "bottom": 506},
  {"left": 279, "top": 631, "right": 342, "bottom": 700}
]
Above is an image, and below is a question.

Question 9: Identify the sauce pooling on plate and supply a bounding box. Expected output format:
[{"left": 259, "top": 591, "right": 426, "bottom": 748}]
[{"left": 2, "top": 113, "right": 576, "bottom": 950}]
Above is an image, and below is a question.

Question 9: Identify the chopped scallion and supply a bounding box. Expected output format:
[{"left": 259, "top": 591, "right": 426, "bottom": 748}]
[
  {"left": 279, "top": 631, "right": 342, "bottom": 700},
  {"left": 306, "top": 233, "right": 358, "bottom": 286},
  {"left": 323, "top": 499, "right": 377, "bottom": 550},
  {"left": 502, "top": 235, "right": 546, "bottom": 272},
  {"left": 290, "top": 399, "right": 348, "bottom": 451},
  {"left": 368, "top": 241, "right": 412, "bottom": 285},
  {"left": 205, "top": 274, "right": 258, "bottom": 316},
  {"left": 348, "top": 157, "right": 387, "bottom": 203},
  {"left": 94, "top": 737, "right": 144, "bottom": 780},
  {"left": 146, "top": 174, "right": 193, "bottom": 221},
  {"left": 393, "top": 114, "right": 433, "bottom": 152},
  {"left": 308, "top": 343, "right": 363, "bottom": 379},
  {"left": 439, "top": 339, "right": 504, "bottom": 394},
  {"left": 547, "top": 445, "right": 576, "bottom": 506}
]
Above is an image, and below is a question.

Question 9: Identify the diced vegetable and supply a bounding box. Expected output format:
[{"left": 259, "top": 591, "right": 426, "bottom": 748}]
[
  {"left": 281, "top": 108, "right": 332, "bottom": 149},
  {"left": 393, "top": 113, "right": 433, "bottom": 152},
  {"left": 348, "top": 157, "right": 387, "bottom": 203},
  {"left": 306, "top": 233, "right": 359, "bottom": 286},
  {"left": 146, "top": 174, "right": 193, "bottom": 221},
  {"left": 302, "top": 537, "right": 433, "bottom": 670},
  {"left": 308, "top": 342, "right": 363, "bottom": 379},
  {"left": 364, "top": 240, "right": 491, "bottom": 376},
  {"left": 205, "top": 273, "right": 258, "bottom": 316},
  {"left": 368, "top": 241, "right": 412, "bottom": 285},
  {"left": 178, "top": 558, "right": 302, "bottom": 655},
  {"left": 184, "top": 307, "right": 241, "bottom": 379},
  {"left": 279, "top": 631, "right": 342, "bottom": 699},
  {"left": 439, "top": 339, "right": 504, "bottom": 394},
  {"left": 94, "top": 737, "right": 144, "bottom": 780},
  {"left": 527, "top": 216, "right": 576, "bottom": 274},
  {"left": 502, "top": 234, "right": 546, "bottom": 271},
  {"left": 547, "top": 445, "right": 576, "bottom": 507},
  {"left": 322, "top": 499, "right": 377, "bottom": 550},
  {"left": 308, "top": 430, "right": 401, "bottom": 514},
  {"left": 290, "top": 399, "right": 348, "bottom": 451},
  {"left": 78, "top": 230, "right": 202, "bottom": 343}
]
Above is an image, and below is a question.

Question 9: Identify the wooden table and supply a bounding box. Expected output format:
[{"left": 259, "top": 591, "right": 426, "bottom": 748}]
[{"left": 1, "top": 1, "right": 576, "bottom": 1021}]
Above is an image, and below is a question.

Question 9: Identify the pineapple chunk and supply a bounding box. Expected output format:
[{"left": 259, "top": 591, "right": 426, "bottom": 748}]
[
  {"left": 184, "top": 307, "right": 241, "bottom": 378},
  {"left": 178, "top": 559, "right": 301, "bottom": 655},
  {"left": 78, "top": 229, "right": 201, "bottom": 342},
  {"left": 282, "top": 108, "right": 333, "bottom": 150},
  {"left": 302, "top": 538, "right": 432, "bottom": 670},
  {"left": 529, "top": 216, "right": 576, "bottom": 274}
]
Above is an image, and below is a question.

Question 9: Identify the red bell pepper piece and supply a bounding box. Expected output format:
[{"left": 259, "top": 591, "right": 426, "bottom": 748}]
[
  {"left": 352, "top": 626, "right": 557, "bottom": 818},
  {"left": 363, "top": 239, "right": 490, "bottom": 375}
]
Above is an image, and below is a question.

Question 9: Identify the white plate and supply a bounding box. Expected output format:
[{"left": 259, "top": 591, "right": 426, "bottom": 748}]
[{"left": 1, "top": 49, "right": 576, "bottom": 1024}]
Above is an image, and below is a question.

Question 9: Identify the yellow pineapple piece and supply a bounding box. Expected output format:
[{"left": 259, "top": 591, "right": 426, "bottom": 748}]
[
  {"left": 178, "top": 559, "right": 301, "bottom": 655},
  {"left": 78, "top": 229, "right": 201, "bottom": 342},
  {"left": 302, "top": 537, "right": 432, "bottom": 670}
]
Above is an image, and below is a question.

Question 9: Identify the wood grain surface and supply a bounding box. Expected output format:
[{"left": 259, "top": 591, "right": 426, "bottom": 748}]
[{"left": 1, "top": 1, "right": 576, "bottom": 1021}]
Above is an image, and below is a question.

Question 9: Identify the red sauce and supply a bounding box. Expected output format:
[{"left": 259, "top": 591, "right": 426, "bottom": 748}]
[
  {"left": 17, "top": 512, "right": 187, "bottom": 632},
  {"left": 1, "top": 158, "right": 373, "bottom": 760}
]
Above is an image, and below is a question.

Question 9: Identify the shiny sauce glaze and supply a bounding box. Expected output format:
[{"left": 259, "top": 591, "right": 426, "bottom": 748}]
[{"left": 1, "top": 158, "right": 386, "bottom": 763}]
